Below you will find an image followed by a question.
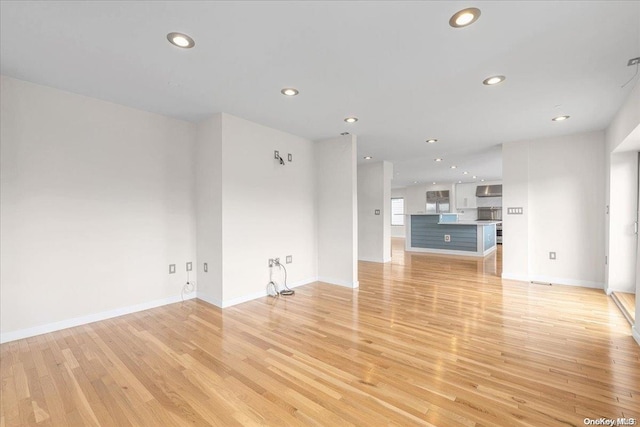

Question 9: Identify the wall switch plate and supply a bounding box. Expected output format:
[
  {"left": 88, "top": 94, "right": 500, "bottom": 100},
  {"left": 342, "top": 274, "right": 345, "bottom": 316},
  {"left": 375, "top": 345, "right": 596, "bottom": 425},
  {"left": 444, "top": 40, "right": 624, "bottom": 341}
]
[
  {"left": 549, "top": 252, "right": 556, "bottom": 260},
  {"left": 288, "top": 153, "right": 292, "bottom": 162},
  {"left": 444, "top": 234, "right": 451, "bottom": 242},
  {"left": 375, "top": 209, "right": 380, "bottom": 215},
  {"left": 507, "top": 207, "right": 524, "bottom": 215},
  {"left": 169, "top": 264, "right": 176, "bottom": 274},
  {"left": 186, "top": 262, "right": 192, "bottom": 271},
  {"left": 274, "top": 150, "right": 280, "bottom": 160},
  {"left": 204, "top": 262, "right": 208, "bottom": 272},
  {"left": 286, "top": 255, "right": 292, "bottom": 264}
]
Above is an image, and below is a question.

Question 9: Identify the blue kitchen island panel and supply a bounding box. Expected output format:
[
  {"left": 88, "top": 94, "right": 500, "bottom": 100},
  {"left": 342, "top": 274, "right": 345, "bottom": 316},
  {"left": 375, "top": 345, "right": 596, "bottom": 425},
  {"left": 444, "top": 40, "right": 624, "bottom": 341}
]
[{"left": 411, "top": 215, "right": 477, "bottom": 251}]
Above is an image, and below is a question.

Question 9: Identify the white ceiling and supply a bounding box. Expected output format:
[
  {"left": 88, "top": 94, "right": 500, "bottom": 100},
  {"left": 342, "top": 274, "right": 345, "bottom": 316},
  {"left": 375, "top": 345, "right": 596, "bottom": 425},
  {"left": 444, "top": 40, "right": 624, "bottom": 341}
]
[{"left": 1, "top": 1, "right": 639, "bottom": 188}]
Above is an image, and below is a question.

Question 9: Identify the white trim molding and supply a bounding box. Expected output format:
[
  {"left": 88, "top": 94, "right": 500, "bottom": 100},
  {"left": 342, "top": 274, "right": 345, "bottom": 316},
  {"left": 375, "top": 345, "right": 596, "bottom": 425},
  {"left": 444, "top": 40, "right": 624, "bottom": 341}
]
[
  {"left": 317, "top": 277, "right": 359, "bottom": 289},
  {"left": 632, "top": 325, "right": 640, "bottom": 346},
  {"left": 198, "top": 277, "right": 318, "bottom": 308},
  {"left": 0, "top": 292, "right": 196, "bottom": 344}
]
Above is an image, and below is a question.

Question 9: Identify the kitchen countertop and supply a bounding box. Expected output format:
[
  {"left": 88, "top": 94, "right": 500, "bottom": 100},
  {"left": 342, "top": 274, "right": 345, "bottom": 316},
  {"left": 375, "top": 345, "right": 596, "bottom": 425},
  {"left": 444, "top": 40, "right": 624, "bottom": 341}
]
[{"left": 437, "top": 220, "right": 501, "bottom": 225}]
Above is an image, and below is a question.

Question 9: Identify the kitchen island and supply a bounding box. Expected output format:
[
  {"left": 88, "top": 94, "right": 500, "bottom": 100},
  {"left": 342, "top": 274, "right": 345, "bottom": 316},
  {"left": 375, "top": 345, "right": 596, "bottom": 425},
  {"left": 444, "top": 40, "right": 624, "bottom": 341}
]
[{"left": 405, "top": 214, "right": 498, "bottom": 257}]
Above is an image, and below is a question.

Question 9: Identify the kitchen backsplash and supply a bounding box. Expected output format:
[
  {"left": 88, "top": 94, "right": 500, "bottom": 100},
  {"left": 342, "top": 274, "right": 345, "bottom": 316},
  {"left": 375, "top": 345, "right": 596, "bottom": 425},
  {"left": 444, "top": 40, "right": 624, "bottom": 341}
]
[{"left": 476, "top": 196, "right": 502, "bottom": 207}]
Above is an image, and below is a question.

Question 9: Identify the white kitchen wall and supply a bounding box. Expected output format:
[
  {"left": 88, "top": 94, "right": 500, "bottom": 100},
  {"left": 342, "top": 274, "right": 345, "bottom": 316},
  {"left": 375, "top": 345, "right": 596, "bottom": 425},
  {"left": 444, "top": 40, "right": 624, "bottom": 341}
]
[
  {"left": 391, "top": 188, "right": 406, "bottom": 238},
  {"left": 220, "top": 113, "right": 318, "bottom": 303},
  {"left": 358, "top": 161, "right": 392, "bottom": 262},
  {"left": 316, "top": 135, "right": 358, "bottom": 287},
  {"left": 503, "top": 131, "right": 606, "bottom": 288},
  {"left": 0, "top": 76, "right": 197, "bottom": 342},
  {"left": 195, "top": 114, "right": 223, "bottom": 304}
]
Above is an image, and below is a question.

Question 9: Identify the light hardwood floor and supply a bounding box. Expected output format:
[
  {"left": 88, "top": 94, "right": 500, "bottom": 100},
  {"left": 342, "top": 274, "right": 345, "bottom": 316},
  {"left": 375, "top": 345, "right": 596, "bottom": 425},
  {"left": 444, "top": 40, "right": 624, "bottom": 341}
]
[
  {"left": 2, "top": 239, "right": 639, "bottom": 426},
  {"left": 613, "top": 291, "right": 636, "bottom": 324}
]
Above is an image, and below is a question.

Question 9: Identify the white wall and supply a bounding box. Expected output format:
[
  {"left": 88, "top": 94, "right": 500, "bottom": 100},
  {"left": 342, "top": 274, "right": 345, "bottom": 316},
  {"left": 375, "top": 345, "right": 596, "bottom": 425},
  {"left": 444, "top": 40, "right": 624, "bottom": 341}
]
[
  {"left": 316, "top": 135, "right": 358, "bottom": 287},
  {"left": 195, "top": 114, "right": 223, "bottom": 304},
  {"left": 358, "top": 161, "right": 392, "bottom": 262},
  {"left": 391, "top": 188, "right": 406, "bottom": 238},
  {"left": 220, "top": 113, "right": 318, "bottom": 303},
  {"left": 503, "top": 131, "right": 606, "bottom": 288},
  {"left": 607, "top": 152, "right": 638, "bottom": 294},
  {"left": 0, "top": 76, "right": 197, "bottom": 341},
  {"left": 502, "top": 144, "right": 530, "bottom": 282}
]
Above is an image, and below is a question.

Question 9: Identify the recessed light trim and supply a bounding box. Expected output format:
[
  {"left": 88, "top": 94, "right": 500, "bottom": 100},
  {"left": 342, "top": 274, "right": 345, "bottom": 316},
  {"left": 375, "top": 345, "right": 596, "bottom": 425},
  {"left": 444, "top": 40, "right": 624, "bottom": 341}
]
[
  {"left": 463, "top": 171, "right": 469, "bottom": 175},
  {"left": 167, "top": 32, "right": 195, "bottom": 49},
  {"left": 450, "top": 165, "right": 457, "bottom": 169},
  {"left": 432, "top": 182, "right": 436, "bottom": 185},
  {"left": 458, "top": 180, "right": 463, "bottom": 184},
  {"left": 552, "top": 115, "right": 570, "bottom": 121},
  {"left": 449, "top": 8, "right": 481, "bottom": 28},
  {"left": 344, "top": 117, "right": 358, "bottom": 123},
  {"left": 483, "top": 75, "right": 506, "bottom": 86},
  {"left": 426, "top": 139, "right": 438, "bottom": 143},
  {"left": 434, "top": 158, "right": 443, "bottom": 162},
  {"left": 472, "top": 175, "right": 477, "bottom": 179},
  {"left": 481, "top": 179, "right": 485, "bottom": 182},
  {"left": 281, "top": 88, "right": 299, "bottom": 96},
  {"left": 364, "top": 156, "right": 373, "bottom": 160}
]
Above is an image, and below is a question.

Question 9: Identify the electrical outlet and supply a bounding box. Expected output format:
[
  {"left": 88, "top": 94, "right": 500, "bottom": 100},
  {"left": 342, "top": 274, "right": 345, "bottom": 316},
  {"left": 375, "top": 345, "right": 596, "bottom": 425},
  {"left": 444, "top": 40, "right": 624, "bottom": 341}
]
[
  {"left": 444, "top": 234, "right": 451, "bottom": 242},
  {"left": 286, "top": 255, "right": 292, "bottom": 264},
  {"left": 549, "top": 252, "right": 556, "bottom": 260},
  {"left": 274, "top": 257, "right": 280, "bottom": 265},
  {"left": 186, "top": 262, "right": 192, "bottom": 271},
  {"left": 204, "top": 262, "right": 208, "bottom": 272},
  {"left": 269, "top": 258, "right": 274, "bottom": 267},
  {"left": 274, "top": 150, "right": 280, "bottom": 160},
  {"left": 288, "top": 153, "right": 292, "bottom": 162},
  {"left": 375, "top": 209, "right": 380, "bottom": 215},
  {"left": 169, "top": 264, "right": 176, "bottom": 274}
]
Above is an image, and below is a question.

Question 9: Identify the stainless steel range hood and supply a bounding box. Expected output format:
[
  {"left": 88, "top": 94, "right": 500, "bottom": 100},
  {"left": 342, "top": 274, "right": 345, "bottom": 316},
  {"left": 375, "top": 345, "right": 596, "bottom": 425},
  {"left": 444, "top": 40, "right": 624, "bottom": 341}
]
[{"left": 476, "top": 184, "right": 502, "bottom": 197}]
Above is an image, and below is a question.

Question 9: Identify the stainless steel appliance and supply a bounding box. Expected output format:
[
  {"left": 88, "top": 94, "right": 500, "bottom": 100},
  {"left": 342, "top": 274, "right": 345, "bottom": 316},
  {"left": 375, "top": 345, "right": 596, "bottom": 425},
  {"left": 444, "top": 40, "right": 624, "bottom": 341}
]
[
  {"left": 477, "top": 207, "right": 502, "bottom": 221},
  {"left": 476, "top": 184, "right": 502, "bottom": 197},
  {"left": 426, "top": 190, "right": 450, "bottom": 213}
]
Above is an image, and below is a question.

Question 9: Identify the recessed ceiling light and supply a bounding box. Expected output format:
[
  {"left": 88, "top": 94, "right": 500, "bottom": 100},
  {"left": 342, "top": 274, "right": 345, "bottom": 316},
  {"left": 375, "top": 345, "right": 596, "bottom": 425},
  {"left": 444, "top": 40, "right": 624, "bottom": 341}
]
[
  {"left": 364, "top": 156, "right": 373, "bottom": 160},
  {"left": 449, "top": 8, "right": 481, "bottom": 28},
  {"left": 463, "top": 171, "right": 468, "bottom": 175},
  {"left": 450, "top": 165, "right": 457, "bottom": 169},
  {"left": 426, "top": 139, "right": 438, "bottom": 143},
  {"left": 434, "top": 158, "right": 443, "bottom": 162},
  {"left": 552, "top": 115, "right": 570, "bottom": 121},
  {"left": 458, "top": 180, "right": 463, "bottom": 184},
  {"left": 281, "top": 88, "right": 299, "bottom": 96},
  {"left": 167, "top": 32, "right": 195, "bottom": 49},
  {"left": 481, "top": 179, "right": 485, "bottom": 182},
  {"left": 432, "top": 182, "right": 436, "bottom": 185},
  {"left": 344, "top": 117, "right": 358, "bottom": 123},
  {"left": 414, "top": 181, "right": 418, "bottom": 184},
  {"left": 483, "top": 75, "right": 506, "bottom": 86},
  {"left": 472, "top": 175, "right": 477, "bottom": 179}
]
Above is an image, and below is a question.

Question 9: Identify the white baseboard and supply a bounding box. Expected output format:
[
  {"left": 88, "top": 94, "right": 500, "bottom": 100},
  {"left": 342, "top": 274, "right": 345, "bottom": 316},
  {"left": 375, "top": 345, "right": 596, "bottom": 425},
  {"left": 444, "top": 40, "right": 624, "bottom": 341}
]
[
  {"left": 0, "top": 292, "right": 196, "bottom": 344},
  {"left": 358, "top": 256, "right": 391, "bottom": 263},
  {"left": 317, "top": 277, "right": 359, "bottom": 289},
  {"left": 198, "top": 277, "right": 318, "bottom": 309},
  {"left": 632, "top": 325, "right": 640, "bottom": 346},
  {"left": 528, "top": 275, "right": 604, "bottom": 289},
  {"left": 501, "top": 273, "right": 604, "bottom": 290},
  {"left": 501, "top": 273, "right": 530, "bottom": 282}
]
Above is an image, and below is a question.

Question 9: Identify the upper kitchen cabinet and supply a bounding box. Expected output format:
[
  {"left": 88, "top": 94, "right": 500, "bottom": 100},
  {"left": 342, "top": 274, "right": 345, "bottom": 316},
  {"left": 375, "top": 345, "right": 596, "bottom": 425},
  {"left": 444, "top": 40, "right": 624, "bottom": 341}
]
[{"left": 455, "top": 183, "right": 477, "bottom": 209}]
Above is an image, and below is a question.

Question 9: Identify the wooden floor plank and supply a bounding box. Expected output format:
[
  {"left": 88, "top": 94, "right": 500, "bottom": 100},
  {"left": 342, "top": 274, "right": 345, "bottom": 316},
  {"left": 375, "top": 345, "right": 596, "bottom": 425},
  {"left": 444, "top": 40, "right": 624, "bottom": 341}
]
[{"left": 1, "top": 240, "right": 639, "bottom": 425}]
